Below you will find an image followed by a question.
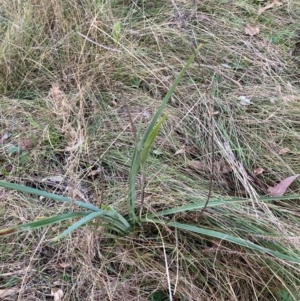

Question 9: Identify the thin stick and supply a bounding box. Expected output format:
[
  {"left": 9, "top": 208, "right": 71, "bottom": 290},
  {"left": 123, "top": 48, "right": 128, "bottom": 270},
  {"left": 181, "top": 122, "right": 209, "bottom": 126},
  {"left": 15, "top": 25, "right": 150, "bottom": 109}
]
[
  {"left": 168, "top": 2, "right": 215, "bottom": 215},
  {"left": 77, "top": 32, "right": 122, "bottom": 53},
  {"left": 121, "top": 90, "right": 137, "bottom": 141},
  {"left": 199, "top": 90, "right": 215, "bottom": 215},
  {"left": 216, "top": 68, "right": 243, "bottom": 91},
  {"left": 120, "top": 91, "right": 146, "bottom": 219}
]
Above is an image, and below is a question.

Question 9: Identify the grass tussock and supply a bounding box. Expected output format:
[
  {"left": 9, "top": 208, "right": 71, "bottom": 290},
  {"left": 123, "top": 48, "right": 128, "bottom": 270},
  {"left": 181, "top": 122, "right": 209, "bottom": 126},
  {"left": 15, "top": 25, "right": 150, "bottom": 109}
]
[{"left": 1, "top": 0, "right": 300, "bottom": 300}]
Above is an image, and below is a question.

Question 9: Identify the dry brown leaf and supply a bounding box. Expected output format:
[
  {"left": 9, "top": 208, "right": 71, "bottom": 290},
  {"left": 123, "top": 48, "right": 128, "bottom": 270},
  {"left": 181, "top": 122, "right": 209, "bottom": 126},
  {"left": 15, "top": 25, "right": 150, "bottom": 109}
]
[
  {"left": 42, "top": 176, "right": 64, "bottom": 183},
  {"left": 188, "top": 160, "right": 231, "bottom": 174},
  {"left": 20, "top": 138, "right": 33, "bottom": 150},
  {"left": 268, "top": 174, "right": 300, "bottom": 197},
  {"left": 253, "top": 168, "right": 264, "bottom": 175},
  {"left": 245, "top": 24, "right": 260, "bottom": 36},
  {"left": 216, "top": 161, "right": 232, "bottom": 174},
  {"left": 238, "top": 95, "right": 252, "bottom": 106},
  {"left": 278, "top": 147, "right": 290, "bottom": 155},
  {"left": 88, "top": 167, "right": 103, "bottom": 177},
  {"left": 59, "top": 262, "right": 71, "bottom": 268},
  {"left": 188, "top": 160, "right": 206, "bottom": 171},
  {"left": 0, "top": 287, "right": 19, "bottom": 298},
  {"left": 65, "top": 136, "right": 84, "bottom": 152},
  {"left": 50, "top": 83, "right": 62, "bottom": 105},
  {"left": 51, "top": 288, "right": 64, "bottom": 301},
  {"left": 0, "top": 132, "right": 10, "bottom": 145},
  {"left": 175, "top": 145, "right": 186, "bottom": 155},
  {"left": 258, "top": 0, "right": 283, "bottom": 15}
]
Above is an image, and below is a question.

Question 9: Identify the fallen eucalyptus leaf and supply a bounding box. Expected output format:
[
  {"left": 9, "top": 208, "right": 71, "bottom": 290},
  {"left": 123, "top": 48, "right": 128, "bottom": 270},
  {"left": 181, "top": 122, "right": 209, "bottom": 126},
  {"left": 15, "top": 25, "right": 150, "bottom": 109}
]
[
  {"left": 258, "top": 0, "right": 283, "bottom": 16},
  {"left": 245, "top": 25, "right": 260, "bottom": 36},
  {"left": 175, "top": 145, "right": 186, "bottom": 155},
  {"left": 278, "top": 147, "right": 290, "bottom": 155},
  {"left": 253, "top": 168, "right": 264, "bottom": 175},
  {"left": 42, "top": 176, "right": 64, "bottom": 183},
  {"left": 268, "top": 174, "right": 299, "bottom": 197},
  {"left": 0, "top": 287, "right": 19, "bottom": 298},
  {"left": 0, "top": 132, "right": 10, "bottom": 145},
  {"left": 238, "top": 95, "right": 252, "bottom": 106},
  {"left": 152, "top": 149, "right": 164, "bottom": 155},
  {"left": 51, "top": 288, "right": 64, "bottom": 301}
]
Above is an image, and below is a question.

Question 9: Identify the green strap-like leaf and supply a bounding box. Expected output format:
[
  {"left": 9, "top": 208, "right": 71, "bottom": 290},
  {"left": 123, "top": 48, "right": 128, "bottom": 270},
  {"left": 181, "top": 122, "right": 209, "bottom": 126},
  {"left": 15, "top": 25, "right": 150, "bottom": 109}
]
[
  {"left": 140, "top": 114, "right": 168, "bottom": 166},
  {"left": 54, "top": 212, "right": 110, "bottom": 241},
  {"left": 0, "top": 181, "right": 101, "bottom": 212},
  {"left": 54, "top": 210, "right": 132, "bottom": 241},
  {"left": 148, "top": 195, "right": 300, "bottom": 218},
  {"left": 0, "top": 212, "right": 89, "bottom": 236},
  {"left": 128, "top": 44, "right": 203, "bottom": 221},
  {"left": 145, "top": 219, "right": 300, "bottom": 264}
]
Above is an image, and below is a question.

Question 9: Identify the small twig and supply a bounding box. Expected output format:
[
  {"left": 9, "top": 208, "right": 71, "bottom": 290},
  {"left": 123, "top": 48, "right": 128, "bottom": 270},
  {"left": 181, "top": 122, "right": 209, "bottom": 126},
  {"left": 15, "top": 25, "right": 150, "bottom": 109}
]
[
  {"left": 168, "top": 1, "right": 215, "bottom": 215},
  {"left": 197, "top": 63, "right": 244, "bottom": 91},
  {"left": 199, "top": 90, "right": 215, "bottom": 216},
  {"left": 139, "top": 175, "right": 146, "bottom": 219},
  {"left": 170, "top": 0, "right": 198, "bottom": 51},
  {"left": 153, "top": 223, "right": 173, "bottom": 301},
  {"left": 120, "top": 90, "right": 146, "bottom": 219},
  {"left": 121, "top": 90, "right": 137, "bottom": 141},
  {"left": 216, "top": 67, "right": 243, "bottom": 91},
  {"left": 99, "top": 163, "right": 105, "bottom": 208},
  {"left": 77, "top": 32, "right": 122, "bottom": 53}
]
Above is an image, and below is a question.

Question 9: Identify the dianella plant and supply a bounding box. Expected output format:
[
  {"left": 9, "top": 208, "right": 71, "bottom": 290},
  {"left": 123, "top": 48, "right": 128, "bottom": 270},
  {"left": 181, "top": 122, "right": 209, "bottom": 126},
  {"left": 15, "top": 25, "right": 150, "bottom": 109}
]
[{"left": 0, "top": 44, "right": 300, "bottom": 264}]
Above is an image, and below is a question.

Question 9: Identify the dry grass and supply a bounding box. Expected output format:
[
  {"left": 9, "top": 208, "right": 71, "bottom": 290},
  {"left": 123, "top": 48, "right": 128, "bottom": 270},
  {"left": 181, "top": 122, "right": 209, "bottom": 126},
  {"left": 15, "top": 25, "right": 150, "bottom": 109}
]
[{"left": 1, "top": 0, "right": 300, "bottom": 300}]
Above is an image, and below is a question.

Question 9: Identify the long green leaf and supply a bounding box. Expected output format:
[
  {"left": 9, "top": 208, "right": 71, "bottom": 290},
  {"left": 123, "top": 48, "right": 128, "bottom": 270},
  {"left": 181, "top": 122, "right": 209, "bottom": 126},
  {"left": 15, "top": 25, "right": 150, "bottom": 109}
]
[
  {"left": 54, "top": 208, "right": 132, "bottom": 240},
  {"left": 146, "top": 219, "right": 300, "bottom": 263},
  {"left": 53, "top": 211, "right": 123, "bottom": 241},
  {"left": 0, "top": 212, "right": 89, "bottom": 236},
  {"left": 147, "top": 194, "right": 300, "bottom": 218},
  {"left": 140, "top": 114, "right": 168, "bottom": 166},
  {"left": 0, "top": 181, "right": 101, "bottom": 212},
  {"left": 128, "top": 115, "right": 167, "bottom": 221},
  {"left": 128, "top": 44, "right": 203, "bottom": 221},
  {"left": 96, "top": 210, "right": 132, "bottom": 232},
  {"left": 139, "top": 44, "right": 203, "bottom": 149}
]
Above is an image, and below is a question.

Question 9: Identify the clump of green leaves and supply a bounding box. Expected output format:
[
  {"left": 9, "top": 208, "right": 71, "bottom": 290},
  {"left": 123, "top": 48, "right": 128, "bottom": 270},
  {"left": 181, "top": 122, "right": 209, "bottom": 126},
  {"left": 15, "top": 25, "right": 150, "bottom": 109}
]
[{"left": 1, "top": 44, "right": 300, "bottom": 266}]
